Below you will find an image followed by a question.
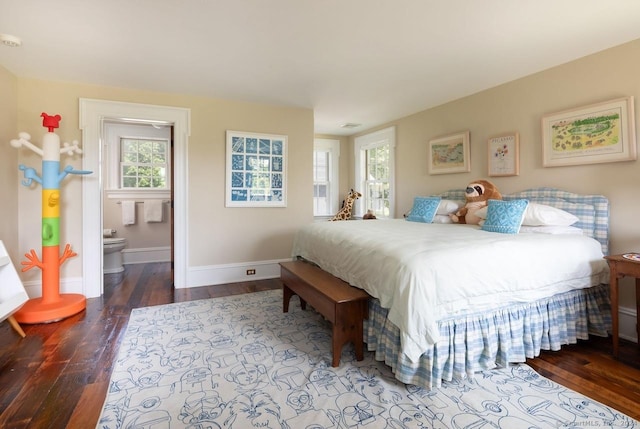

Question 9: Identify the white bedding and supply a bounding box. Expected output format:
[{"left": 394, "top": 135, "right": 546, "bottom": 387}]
[{"left": 291, "top": 219, "right": 609, "bottom": 362}]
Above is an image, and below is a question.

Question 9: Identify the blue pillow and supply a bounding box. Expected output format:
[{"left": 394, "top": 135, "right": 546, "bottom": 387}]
[
  {"left": 406, "top": 197, "right": 441, "bottom": 223},
  {"left": 481, "top": 199, "right": 529, "bottom": 234}
]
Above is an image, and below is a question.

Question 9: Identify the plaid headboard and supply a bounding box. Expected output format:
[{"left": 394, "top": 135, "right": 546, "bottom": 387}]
[{"left": 438, "top": 187, "right": 609, "bottom": 255}]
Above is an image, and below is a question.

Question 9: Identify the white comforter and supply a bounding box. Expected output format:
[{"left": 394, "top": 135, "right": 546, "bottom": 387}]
[{"left": 291, "top": 219, "right": 609, "bottom": 362}]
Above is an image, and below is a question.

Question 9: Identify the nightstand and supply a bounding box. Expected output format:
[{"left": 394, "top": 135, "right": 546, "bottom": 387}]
[{"left": 604, "top": 254, "right": 640, "bottom": 357}]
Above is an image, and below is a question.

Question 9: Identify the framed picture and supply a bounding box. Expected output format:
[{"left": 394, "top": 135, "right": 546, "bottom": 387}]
[
  {"left": 542, "top": 96, "right": 636, "bottom": 167},
  {"left": 225, "top": 130, "right": 287, "bottom": 207},
  {"left": 488, "top": 132, "right": 519, "bottom": 176},
  {"left": 428, "top": 130, "right": 470, "bottom": 175}
]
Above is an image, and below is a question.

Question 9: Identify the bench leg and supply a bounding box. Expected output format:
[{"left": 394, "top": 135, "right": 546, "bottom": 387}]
[
  {"left": 332, "top": 301, "right": 367, "bottom": 367},
  {"left": 283, "top": 285, "right": 293, "bottom": 313},
  {"left": 351, "top": 301, "right": 365, "bottom": 362},
  {"left": 332, "top": 324, "right": 344, "bottom": 367},
  {"left": 354, "top": 310, "right": 364, "bottom": 362},
  {"left": 282, "top": 284, "right": 307, "bottom": 312}
]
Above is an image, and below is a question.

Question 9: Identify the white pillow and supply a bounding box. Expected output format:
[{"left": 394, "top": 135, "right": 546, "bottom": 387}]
[
  {"left": 521, "top": 203, "right": 579, "bottom": 226},
  {"left": 432, "top": 214, "right": 453, "bottom": 224},
  {"left": 518, "top": 225, "right": 584, "bottom": 235},
  {"left": 474, "top": 203, "right": 579, "bottom": 226},
  {"left": 436, "top": 199, "right": 463, "bottom": 215}
]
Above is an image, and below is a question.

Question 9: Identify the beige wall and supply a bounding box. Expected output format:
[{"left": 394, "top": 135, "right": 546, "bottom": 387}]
[
  {"left": 14, "top": 78, "right": 313, "bottom": 284},
  {"left": 0, "top": 66, "right": 19, "bottom": 262},
  {"left": 350, "top": 38, "right": 640, "bottom": 308},
  {"left": 4, "top": 39, "right": 640, "bottom": 307}
]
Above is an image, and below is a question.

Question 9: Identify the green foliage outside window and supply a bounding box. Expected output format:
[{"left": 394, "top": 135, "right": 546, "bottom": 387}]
[
  {"left": 365, "top": 145, "right": 390, "bottom": 217},
  {"left": 121, "top": 138, "right": 168, "bottom": 189}
]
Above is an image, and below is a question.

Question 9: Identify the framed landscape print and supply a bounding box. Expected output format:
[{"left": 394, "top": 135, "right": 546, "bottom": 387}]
[
  {"left": 427, "top": 131, "right": 471, "bottom": 175},
  {"left": 226, "top": 130, "right": 287, "bottom": 207},
  {"left": 542, "top": 96, "right": 636, "bottom": 167},
  {"left": 488, "top": 132, "right": 519, "bottom": 177}
]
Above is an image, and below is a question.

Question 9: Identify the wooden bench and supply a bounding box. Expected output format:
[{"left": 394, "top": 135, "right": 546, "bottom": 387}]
[{"left": 280, "top": 260, "right": 370, "bottom": 367}]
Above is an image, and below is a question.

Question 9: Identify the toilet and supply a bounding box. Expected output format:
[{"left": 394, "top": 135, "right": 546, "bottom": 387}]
[{"left": 103, "top": 236, "right": 127, "bottom": 274}]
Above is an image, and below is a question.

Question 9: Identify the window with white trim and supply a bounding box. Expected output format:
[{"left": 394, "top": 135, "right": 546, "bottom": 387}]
[
  {"left": 104, "top": 122, "right": 172, "bottom": 200},
  {"left": 354, "top": 126, "right": 395, "bottom": 218},
  {"left": 313, "top": 139, "right": 340, "bottom": 217},
  {"left": 120, "top": 138, "right": 168, "bottom": 189}
]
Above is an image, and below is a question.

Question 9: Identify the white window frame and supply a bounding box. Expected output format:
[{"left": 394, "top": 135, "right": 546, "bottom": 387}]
[
  {"left": 104, "top": 122, "right": 171, "bottom": 200},
  {"left": 354, "top": 126, "right": 396, "bottom": 218},
  {"left": 313, "top": 138, "right": 340, "bottom": 218},
  {"left": 120, "top": 137, "right": 169, "bottom": 190}
]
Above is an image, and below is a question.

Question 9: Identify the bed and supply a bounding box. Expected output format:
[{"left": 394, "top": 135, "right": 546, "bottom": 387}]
[{"left": 291, "top": 187, "right": 611, "bottom": 389}]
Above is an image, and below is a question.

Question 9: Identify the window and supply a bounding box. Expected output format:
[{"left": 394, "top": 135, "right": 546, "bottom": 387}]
[
  {"left": 104, "top": 122, "right": 172, "bottom": 200},
  {"left": 120, "top": 138, "right": 168, "bottom": 189},
  {"left": 354, "top": 127, "right": 395, "bottom": 218},
  {"left": 313, "top": 139, "right": 340, "bottom": 217}
]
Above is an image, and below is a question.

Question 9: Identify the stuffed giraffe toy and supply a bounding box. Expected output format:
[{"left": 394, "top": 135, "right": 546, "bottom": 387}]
[{"left": 330, "top": 189, "right": 362, "bottom": 221}]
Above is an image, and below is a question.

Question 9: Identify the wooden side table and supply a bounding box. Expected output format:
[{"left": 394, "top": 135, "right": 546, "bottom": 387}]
[{"left": 604, "top": 254, "right": 640, "bottom": 357}]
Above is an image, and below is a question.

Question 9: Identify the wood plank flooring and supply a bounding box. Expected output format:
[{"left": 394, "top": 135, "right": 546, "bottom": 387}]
[{"left": 0, "top": 262, "right": 638, "bottom": 428}]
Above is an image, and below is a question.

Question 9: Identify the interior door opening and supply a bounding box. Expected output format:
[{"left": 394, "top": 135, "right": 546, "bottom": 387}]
[
  {"left": 101, "top": 121, "right": 174, "bottom": 283},
  {"left": 80, "top": 98, "right": 190, "bottom": 298}
]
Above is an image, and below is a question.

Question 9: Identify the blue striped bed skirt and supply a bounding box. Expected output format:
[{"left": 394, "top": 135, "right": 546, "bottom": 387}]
[{"left": 364, "top": 284, "right": 611, "bottom": 390}]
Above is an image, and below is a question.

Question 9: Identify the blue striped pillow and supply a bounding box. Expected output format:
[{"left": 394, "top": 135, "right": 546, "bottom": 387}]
[
  {"left": 481, "top": 199, "right": 529, "bottom": 234},
  {"left": 406, "top": 197, "right": 441, "bottom": 223}
]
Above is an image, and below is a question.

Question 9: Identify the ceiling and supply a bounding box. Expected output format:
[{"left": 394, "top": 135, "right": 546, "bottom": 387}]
[{"left": 2, "top": 1, "right": 640, "bottom": 136}]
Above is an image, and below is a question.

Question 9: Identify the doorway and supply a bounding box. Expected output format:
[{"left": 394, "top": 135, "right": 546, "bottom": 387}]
[
  {"left": 79, "top": 99, "right": 190, "bottom": 298},
  {"left": 102, "top": 121, "right": 172, "bottom": 280}
]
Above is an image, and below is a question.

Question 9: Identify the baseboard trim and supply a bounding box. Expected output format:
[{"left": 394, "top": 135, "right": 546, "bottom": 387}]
[
  {"left": 619, "top": 305, "right": 638, "bottom": 343},
  {"left": 22, "top": 277, "right": 84, "bottom": 299},
  {"left": 186, "top": 259, "right": 289, "bottom": 288},
  {"left": 122, "top": 246, "right": 171, "bottom": 265}
]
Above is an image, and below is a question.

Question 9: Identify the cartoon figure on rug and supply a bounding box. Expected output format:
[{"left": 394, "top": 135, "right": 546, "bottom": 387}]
[
  {"left": 333, "top": 391, "right": 386, "bottom": 428},
  {"left": 330, "top": 189, "right": 362, "bottom": 221},
  {"left": 449, "top": 179, "right": 502, "bottom": 225},
  {"left": 179, "top": 390, "right": 226, "bottom": 425},
  {"left": 345, "top": 365, "right": 402, "bottom": 405},
  {"left": 225, "top": 361, "right": 270, "bottom": 391},
  {"left": 559, "top": 391, "right": 634, "bottom": 427},
  {"left": 223, "top": 391, "right": 286, "bottom": 428},
  {"left": 388, "top": 403, "right": 446, "bottom": 429}
]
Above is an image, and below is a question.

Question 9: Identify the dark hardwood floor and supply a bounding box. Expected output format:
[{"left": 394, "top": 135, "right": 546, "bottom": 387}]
[{"left": 0, "top": 262, "right": 638, "bottom": 428}]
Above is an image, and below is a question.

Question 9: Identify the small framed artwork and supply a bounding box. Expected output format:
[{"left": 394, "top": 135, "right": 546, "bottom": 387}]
[
  {"left": 428, "top": 130, "right": 471, "bottom": 175},
  {"left": 542, "top": 96, "right": 636, "bottom": 167},
  {"left": 225, "top": 130, "right": 287, "bottom": 207},
  {"left": 488, "top": 132, "right": 519, "bottom": 176}
]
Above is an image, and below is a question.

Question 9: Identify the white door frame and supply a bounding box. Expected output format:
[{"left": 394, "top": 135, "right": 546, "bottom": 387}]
[{"left": 79, "top": 99, "right": 190, "bottom": 297}]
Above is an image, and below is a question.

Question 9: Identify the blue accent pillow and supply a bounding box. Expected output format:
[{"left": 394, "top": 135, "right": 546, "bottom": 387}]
[
  {"left": 481, "top": 199, "right": 529, "bottom": 234},
  {"left": 406, "top": 197, "right": 441, "bottom": 223}
]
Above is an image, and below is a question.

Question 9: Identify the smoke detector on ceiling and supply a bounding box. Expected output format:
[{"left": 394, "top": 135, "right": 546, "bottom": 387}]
[
  {"left": 0, "top": 34, "right": 22, "bottom": 48},
  {"left": 340, "top": 123, "right": 361, "bottom": 129}
]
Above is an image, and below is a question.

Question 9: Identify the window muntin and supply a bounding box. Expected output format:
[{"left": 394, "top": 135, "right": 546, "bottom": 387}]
[
  {"left": 364, "top": 144, "right": 391, "bottom": 217},
  {"left": 354, "top": 127, "right": 395, "bottom": 218},
  {"left": 120, "top": 138, "right": 169, "bottom": 189}
]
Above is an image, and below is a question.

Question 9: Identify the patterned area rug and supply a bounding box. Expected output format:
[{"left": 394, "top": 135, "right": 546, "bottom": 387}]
[{"left": 97, "top": 289, "right": 637, "bottom": 428}]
